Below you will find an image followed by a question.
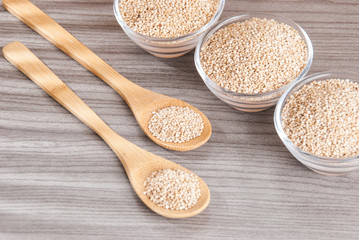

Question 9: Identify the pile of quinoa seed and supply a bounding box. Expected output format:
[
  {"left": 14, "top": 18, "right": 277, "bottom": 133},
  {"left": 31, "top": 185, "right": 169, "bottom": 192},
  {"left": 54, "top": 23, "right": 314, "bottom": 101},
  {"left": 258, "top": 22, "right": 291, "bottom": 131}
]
[
  {"left": 148, "top": 106, "right": 204, "bottom": 143},
  {"left": 143, "top": 169, "right": 201, "bottom": 211},
  {"left": 200, "top": 18, "right": 307, "bottom": 94},
  {"left": 282, "top": 79, "right": 359, "bottom": 158},
  {"left": 119, "top": 0, "right": 219, "bottom": 38}
]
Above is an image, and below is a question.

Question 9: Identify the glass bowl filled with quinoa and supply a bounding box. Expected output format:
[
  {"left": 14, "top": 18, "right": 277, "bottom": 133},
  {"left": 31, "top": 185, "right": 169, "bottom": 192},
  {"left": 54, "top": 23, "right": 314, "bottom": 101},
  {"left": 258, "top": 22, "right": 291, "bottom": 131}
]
[
  {"left": 274, "top": 71, "right": 359, "bottom": 175},
  {"left": 113, "top": 0, "right": 225, "bottom": 58},
  {"left": 195, "top": 13, "right": 313, "bottom": 112}
]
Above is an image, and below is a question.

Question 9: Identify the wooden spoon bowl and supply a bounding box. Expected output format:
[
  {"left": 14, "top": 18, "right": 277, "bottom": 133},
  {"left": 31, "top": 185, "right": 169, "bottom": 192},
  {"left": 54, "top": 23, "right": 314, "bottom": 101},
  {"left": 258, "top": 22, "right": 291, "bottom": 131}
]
[
  {"left": 139, "top": 97, "right": 212, "bottom": 151},
  {"left": 130, "top": 152, "right": 210, "bottom": 218},
  {"left": 2, "top": 41, "right": 210, "bottom": 218}
]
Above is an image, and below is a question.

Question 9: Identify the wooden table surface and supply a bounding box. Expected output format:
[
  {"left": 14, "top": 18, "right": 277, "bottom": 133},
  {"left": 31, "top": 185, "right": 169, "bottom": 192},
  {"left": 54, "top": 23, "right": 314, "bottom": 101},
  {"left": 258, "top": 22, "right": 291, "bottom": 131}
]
[{"left": 1, "top": 0, "right": 359, "bottom": 239}]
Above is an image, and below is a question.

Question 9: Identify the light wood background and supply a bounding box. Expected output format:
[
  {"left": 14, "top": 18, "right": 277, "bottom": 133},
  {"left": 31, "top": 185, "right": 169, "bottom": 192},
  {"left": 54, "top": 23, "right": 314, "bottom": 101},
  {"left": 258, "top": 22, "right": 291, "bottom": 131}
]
[{"left": 1, "top": 0, "right": 359, "bottom": 239}]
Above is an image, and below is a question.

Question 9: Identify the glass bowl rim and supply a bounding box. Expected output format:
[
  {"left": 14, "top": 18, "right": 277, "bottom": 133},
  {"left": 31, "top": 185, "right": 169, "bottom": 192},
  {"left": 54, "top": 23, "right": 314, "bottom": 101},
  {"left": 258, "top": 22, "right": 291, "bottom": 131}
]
[
  {"left": 274, "top": 70, "right": 359, "bottom": 165},
  {"left": 194, "top": 13, "right": 314, "bottom": 98},
  {"left": 113, "top": 0, "right": 226, "bottom": 42}
]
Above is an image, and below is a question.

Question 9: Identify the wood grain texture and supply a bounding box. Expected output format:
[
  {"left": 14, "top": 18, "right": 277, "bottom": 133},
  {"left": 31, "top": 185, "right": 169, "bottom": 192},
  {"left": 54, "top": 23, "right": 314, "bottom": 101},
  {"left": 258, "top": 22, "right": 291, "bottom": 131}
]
[{"left": 1, "top": 0, "right": 359, "bottom": 239}]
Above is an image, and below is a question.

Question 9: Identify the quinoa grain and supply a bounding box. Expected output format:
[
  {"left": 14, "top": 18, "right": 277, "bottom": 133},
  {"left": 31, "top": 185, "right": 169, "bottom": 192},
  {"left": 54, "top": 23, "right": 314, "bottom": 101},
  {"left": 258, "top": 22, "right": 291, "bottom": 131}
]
[
  {"left": 200, "top": 18, "right": 307, "bottom": 94},
  {"left": 148, "top": 106, "right": 204, "bottom": 143},
  {"left": 119, "top": 0, "right": 219, "bottom": 38},
  {"left": 282, "top": 79, "right": 359, "bottom": 158},
  {"left": 143, "top": 169, "right": 201, "bottom": 211}
]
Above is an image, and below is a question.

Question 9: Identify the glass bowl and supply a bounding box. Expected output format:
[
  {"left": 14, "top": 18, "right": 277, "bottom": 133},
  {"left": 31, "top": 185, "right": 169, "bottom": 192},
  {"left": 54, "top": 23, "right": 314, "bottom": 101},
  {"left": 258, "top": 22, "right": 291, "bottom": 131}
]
[
  {"left": 195, "top": 13, "right": 313, "bottom": 112},
  {"left": 274, "top": 71, "right": 359, "bottom": 176},
  {"left": 113, "top": 0, "right": 225, "bottom": 58}
]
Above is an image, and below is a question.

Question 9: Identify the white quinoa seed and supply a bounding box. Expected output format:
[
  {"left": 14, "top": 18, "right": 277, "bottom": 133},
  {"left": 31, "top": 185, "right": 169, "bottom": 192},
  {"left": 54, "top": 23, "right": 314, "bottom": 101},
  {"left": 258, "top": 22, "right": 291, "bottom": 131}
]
[
  {"left": 148, "top": 106, "right": 204, "bottom": 143},
  {"left": 282, "top": 79, "right": 359, "bottom": 158},
  {"left": 200, "top": 18, "right": 308, "bottom": 94},
  {"left": 119, "top": 0, "right": 219, "bottom": 38},
  {"left": 143, "top": 169, "right": 201, "bottom": 211}
]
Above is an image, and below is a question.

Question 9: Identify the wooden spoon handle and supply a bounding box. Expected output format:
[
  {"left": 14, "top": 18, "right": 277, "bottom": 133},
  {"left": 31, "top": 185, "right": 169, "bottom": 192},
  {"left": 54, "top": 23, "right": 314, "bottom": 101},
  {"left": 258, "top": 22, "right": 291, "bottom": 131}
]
[
  {"left": 2, "top": 41, "right": 130, "bottom": 157},
  {"left": 3, "top": 0, "right": 151, "bottom": 106}
]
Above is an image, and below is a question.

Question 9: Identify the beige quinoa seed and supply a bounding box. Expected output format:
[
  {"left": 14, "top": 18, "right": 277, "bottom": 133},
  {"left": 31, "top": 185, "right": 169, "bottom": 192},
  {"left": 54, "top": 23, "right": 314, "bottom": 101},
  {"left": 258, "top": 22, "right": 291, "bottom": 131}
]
[
  {"left": 148, "top": 106, "right": 204, "bottom": 143},
  {"left": 143, "top": 169, "right": 201, "bottom": 210},
  {"left": 282, "top": 79, "right": 359, "bottom": 158},
  {"left": 200, "top": 18, "right": 307, "bottom": 94},
  {"left": 119, "top": 0, "right": 219, "bottom": 38}
]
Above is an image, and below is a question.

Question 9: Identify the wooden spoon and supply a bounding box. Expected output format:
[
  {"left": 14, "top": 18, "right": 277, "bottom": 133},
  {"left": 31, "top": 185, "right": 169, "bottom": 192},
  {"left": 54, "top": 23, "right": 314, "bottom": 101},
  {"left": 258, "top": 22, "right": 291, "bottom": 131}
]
[
  {"left": 3, "top": 0, "right": 212, "bottom": 151},
  {"left": 2, "top": 41, "right": 210, "bottom": 218}
]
